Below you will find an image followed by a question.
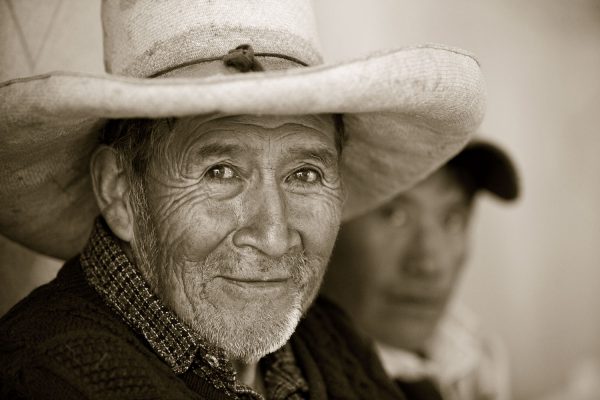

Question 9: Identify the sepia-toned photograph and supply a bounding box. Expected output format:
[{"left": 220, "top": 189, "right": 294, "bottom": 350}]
[{"left": 1, "top": 1, "right": 599, "bottom": 399}]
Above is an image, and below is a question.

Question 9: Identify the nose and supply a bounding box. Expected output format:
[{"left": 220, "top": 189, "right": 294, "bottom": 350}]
[
  {"left": 402, "top": 220, "right": 444, "bottom": 277},
  {"left": 232, "top": 177, "right": 300, "bottom": 258}
]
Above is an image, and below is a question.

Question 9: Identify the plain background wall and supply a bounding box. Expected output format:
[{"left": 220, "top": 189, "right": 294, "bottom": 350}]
[
  {"left": 0, "top": 0, "right": 103, "bottom": 332},
  {"left": 1, "top": 1, "right": 599, "bottom": 399}
]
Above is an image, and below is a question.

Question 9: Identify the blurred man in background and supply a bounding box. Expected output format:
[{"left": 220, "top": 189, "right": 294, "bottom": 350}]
[{"left": 321, "top": 141, "right": 519, "bottom": 400}]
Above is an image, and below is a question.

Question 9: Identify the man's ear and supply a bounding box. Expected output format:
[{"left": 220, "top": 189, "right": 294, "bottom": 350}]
[{"left": 90, "top": 146, "right": 135, "bottom": 243}]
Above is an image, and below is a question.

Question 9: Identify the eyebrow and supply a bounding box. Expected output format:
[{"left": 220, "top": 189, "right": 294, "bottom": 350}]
[
  {"left": 287, "top": 146, "right": 339, "bottom": 168},
  {"left": 193, "top": 141, "right": 339, "bottom": 169},
  {"left": 195, "top": 142, "right": 248, "bottom": 160},
  {"left": 444, "top": 195, "right": 471, "bottom": 209}
]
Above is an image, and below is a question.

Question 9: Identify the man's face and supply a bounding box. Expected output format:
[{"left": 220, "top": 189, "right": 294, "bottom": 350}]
[
  {"left": 322, "top": 168, "right": 472, "bottom": 351},
  {"left": 129, "top": 114, "right": 343, "bottom": 363}
]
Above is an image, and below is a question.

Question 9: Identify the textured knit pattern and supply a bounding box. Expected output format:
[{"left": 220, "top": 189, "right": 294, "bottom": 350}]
[
  {"left": 81, "top": 218, "right": 201, "bottom": 374},
  {"left": 291, "top": 298, "right": 408, "bottom": 400},
  {"left": 261, "top": 345, "right": 309, "bottom": 399},
  {"left": 0, "top": 258, "right": 195, "bottom": 400}
]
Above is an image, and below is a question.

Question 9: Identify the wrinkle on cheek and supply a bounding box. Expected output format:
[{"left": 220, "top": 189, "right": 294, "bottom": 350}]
[
  {"left": 149, "top": 153, "right": 181, "bottom": 183},
  {"left": 152, "top": 127, "right": 200, "bottom": 180},
  {"left": 148, "top": 190, "right": 239, "bottom": 263},
  {"left": 321, "top": 176, "right": 343, "bottom": 192},
  {"left": 147, "top": 187, "right": 214, "bottom": 244},
  {"left": 148, "top": 172, "right": 200, "bottom": 191},
  {"left": 290, "top": 192, "right": 343, "bottom": 219},
  {"left": 181, "top": 201, "right": 239, "bottom": 260},
  {"left": 155, "top": 189, "right": 211, "bottom": 222},
  {"left": 326, "top": 186, "right": 345, "bottom": 204},
  {"left": 179, "top": 261, "right": 210, "bottom": 314},
  {"left": 290, "top": 196, "right": 342, "bottom": 251}
]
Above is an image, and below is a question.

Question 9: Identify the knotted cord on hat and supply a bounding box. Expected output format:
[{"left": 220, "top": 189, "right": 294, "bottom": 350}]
[
  {"left": 223, "top": 44, "right": 264, "bottom": 72},
  {"left": 149, "top": 44, "right": 308, "bottom": 78}
]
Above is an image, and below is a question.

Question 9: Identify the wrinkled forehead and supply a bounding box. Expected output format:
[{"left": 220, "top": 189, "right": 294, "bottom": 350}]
[{"left": 173, "top": 114, "right": 337, "bottom": 141}]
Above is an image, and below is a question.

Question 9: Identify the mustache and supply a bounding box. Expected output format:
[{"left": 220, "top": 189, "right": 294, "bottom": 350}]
[{"left": 202, "top": 249, "right": 322, "bottom": 286}]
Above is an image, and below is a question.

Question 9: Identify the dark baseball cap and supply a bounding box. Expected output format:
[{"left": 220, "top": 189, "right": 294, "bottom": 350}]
[{"left": 446, "top": 140, "right": 520, "bottom": 201}]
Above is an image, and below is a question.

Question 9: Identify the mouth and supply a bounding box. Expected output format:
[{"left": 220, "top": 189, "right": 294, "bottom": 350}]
[
  {"left": 227, "top": 278, "right": 288, "bottom": 286},
  {"left": 220, "top": 275, "right": 290, "bottom": 283},
  {"left": 384, "top": 292, "right": 444, "bottom": 309},
  {"left": 218, "top": 276, "right": 292, "bottom": 292}
]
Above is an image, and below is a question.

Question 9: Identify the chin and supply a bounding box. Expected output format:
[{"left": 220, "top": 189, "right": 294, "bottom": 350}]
[
  {"left": 385, "top": 318, "right": 440, "bottom": 352},
  {"left": 234, "top": 308, "right": 302, "bottom": 363},
  {"left": 183, "top": 291, "right": 305, "bottom": 363},
  {"left": 363, "top": 306, "right": 441, "bottom": 352}
]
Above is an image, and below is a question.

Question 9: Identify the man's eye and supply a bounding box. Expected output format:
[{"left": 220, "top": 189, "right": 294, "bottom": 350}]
[
  {"left": 206, "top": 165, "right": 236, "bottom": 180},
  {"left": 444, "top": 211, "right": 467, "bottom": 233},
  {"left": 291, "top": 168, "right": 321, "bottom": 184},
  {"left": 389, "top": 208, "right": 409, "bottom": 228},
  {"left": 380, "top": 205, "right": 409, "bottom": 228}
]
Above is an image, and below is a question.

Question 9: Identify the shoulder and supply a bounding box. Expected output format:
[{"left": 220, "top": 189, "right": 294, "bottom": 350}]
[
  {"left": 432, "top": 304, "right": 511, "bottom": 400},
  {"left": 0, "top": 257, "right": 126, "bottom": 348},
  {"left": 296, "top": 295, "right": 374, "bottom": 352},
  {"left": 300, "top": 295, "right": 356, "bottom": 331},
  {"left": 1, "top": 328, "right": 174, "bottom": 399},
  {"left": 441, "top": 305, "right": 509, "bottom": 370},
  {"left": 0, "top": 258, "right": 187, "bottom": 399},
  {"left": 292, "top": 296, "right": 405, "bottom": 400}
]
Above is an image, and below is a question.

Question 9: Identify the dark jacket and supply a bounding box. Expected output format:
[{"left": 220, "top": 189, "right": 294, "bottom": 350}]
[{"left": 0, "top": 257, "right": 405, "bottom": 400}]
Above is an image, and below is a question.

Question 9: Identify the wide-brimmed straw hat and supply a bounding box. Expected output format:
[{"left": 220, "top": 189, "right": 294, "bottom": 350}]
[{"left": 0, "top": 0, "right": 486, "bottom": 259}]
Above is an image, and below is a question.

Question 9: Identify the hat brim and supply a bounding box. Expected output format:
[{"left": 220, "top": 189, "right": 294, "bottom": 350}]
[{"left": 0, "top": 45, "right": 485, "bottom": 259}]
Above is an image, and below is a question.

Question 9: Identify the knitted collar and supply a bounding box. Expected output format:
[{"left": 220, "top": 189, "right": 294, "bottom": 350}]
[
  {"left": 80, "top": 218, "right": 217, "bottom": 373},
  {"left": 79, "top": 218, "right": 308, "bottom": 399}
]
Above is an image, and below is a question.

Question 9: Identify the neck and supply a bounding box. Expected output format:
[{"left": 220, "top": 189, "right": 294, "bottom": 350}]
[{"left": 233, "top": 360, "right": 265, "bottom": 395}]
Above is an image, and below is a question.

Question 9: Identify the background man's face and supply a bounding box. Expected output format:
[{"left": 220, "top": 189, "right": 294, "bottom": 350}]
[
  {"left": 130, "top": 114, "right": 343, "bottom": 362},
  {"left": 322, "top": 168, "right": 472, "bottom": 351}
]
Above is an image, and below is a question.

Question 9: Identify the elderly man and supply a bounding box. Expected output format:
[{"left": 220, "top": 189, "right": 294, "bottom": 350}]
[
  {"left": 321, "top": 141, "right": 519, "bottom": 400},
  {"left": 0, "top": 1, "right": 485, "bottom": 399}
]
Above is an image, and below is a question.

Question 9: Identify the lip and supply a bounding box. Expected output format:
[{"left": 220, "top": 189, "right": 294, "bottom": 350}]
[
  {"left": 216, "top": 276, "right": 293, "bottom": 304},
  {"left": 218, "top": 276, "right": 291, "bottom": 290},
  {"left": 384, "top": 292, "right": 444, "bottom": 307},
  {"left": 220, "top": 275, "right": 290, "bottom": 283}
]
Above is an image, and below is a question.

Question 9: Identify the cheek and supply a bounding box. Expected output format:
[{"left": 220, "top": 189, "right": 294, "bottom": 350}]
[
  {"left": 362, "top": 220, "right": 405, "bottom": 265},
  {"left": 338, "top": 219, "right": 400, "bottom": 286},
  {"left": 437, "top": 233, "right": 469, "bottom": 286},
  {"left": 289, "top": 194, "right": 343, "bottom": 256},
  {"left": 447, "top": 231, "right": 469, "bottom": 264},
  {"left": 149, "top": 187, "right": 239, "bottom": 261}
]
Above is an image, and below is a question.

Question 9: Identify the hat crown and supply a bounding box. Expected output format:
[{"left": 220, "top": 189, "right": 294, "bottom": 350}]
[{"left": 102, "top": 0, "right": 324, "bottom": 77}]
